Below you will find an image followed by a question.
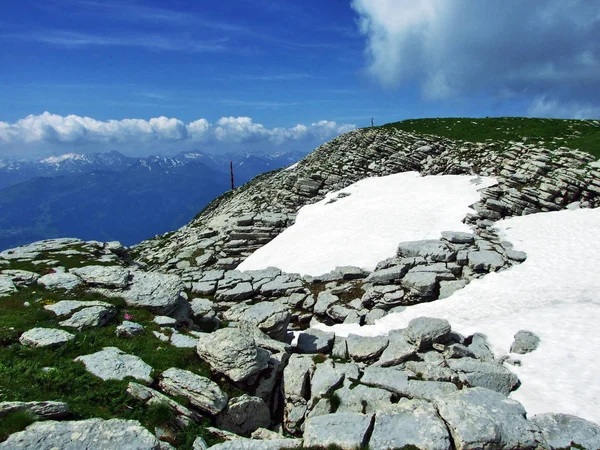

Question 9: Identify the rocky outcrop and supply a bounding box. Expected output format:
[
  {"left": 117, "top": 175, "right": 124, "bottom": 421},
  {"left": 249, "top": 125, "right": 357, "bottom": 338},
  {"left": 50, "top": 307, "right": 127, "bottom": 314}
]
[{"left": 75, "top": 347, "right": 153, "bottom": 384}]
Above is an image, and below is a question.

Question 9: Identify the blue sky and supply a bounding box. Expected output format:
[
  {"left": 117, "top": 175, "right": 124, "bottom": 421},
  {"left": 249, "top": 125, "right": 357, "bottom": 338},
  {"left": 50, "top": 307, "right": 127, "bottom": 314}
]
[{"left": 1, "top": 0, "right": 599, "bottom": 159}]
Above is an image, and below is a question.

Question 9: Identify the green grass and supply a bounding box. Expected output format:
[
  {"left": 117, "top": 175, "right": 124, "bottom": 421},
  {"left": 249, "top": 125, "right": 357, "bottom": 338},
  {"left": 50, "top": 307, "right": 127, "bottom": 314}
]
[
  {"left": 0, "top": 411, "right": 36, "bottom": 442},
  {"left": 380, "top": 117, "right": 600, "bottom": 158}
]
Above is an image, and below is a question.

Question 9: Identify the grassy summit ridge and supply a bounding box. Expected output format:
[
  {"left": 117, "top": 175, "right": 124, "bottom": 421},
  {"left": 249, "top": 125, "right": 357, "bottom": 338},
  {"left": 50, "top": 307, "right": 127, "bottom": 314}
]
[{"left": 381, "top": 117, "right": 600, "bottom": 158}]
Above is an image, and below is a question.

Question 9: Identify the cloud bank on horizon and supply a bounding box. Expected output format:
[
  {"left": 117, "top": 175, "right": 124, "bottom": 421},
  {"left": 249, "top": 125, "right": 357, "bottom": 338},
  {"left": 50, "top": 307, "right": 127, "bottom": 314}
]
[
  {"left": 351, "top": 0, "right": 600, "bottom": 118},
  {"left": 0, "top": 112, "right": 355, "bottom": 159}
]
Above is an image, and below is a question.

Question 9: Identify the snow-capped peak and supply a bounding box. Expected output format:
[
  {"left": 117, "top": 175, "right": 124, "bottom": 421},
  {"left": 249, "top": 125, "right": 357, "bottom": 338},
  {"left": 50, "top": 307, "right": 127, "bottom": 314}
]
[{"left": 41, "top": 153, "right": 86, "bottom": 164}]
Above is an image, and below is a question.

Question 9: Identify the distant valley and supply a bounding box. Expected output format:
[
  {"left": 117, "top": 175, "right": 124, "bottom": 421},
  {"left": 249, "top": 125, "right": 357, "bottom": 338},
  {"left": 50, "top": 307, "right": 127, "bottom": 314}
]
[{"left": 0, "top": 150, "right": 305, "bottom": 250}]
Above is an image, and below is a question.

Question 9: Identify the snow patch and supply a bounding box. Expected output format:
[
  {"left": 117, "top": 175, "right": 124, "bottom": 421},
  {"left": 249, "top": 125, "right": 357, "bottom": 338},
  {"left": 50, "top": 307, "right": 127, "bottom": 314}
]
[
  {"left": 316, "top": 207, "right": 600, "bottom": 425},
  {"left": 238, "top": 172, "right": 496, "bottom": 275},
  {"left": 41, "top": 153, "right": 85, "bottom": 164}
]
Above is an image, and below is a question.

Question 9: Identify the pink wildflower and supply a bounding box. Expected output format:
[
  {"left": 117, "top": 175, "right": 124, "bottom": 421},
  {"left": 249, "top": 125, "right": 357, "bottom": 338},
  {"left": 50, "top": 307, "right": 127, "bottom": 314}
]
[{"left": 124, "top": 311, "right": 134, "bottom": 320}]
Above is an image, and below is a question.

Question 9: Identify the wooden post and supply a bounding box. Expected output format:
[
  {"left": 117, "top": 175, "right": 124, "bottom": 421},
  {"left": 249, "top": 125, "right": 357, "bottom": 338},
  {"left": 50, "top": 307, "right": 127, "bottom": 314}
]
[{"left": 230, "top": 161, "right": 234, "bottom": 190}]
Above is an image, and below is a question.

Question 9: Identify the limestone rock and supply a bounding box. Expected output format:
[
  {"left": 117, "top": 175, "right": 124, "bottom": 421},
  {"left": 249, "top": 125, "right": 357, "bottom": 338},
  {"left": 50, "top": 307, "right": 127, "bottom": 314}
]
[
  {"left": 44, "top": 300, "right": 114, "bottom": 317},
  {"left": 0, "top": 401, "right": 69, "bottom": 420},
  {"left": 346, "top": 334, "right": 389, "bottom": 362},
  {"left": 303, "top": 412, "right": 374, "bottom": 449},
  {"left": 532, "top": 413, "right": 600, "bottom": 450},
  {"left": 510, "top": 330, "right": 540, "bottom": 354},
  {"left": 369, "top": 399, "right": 451, "bottom": 450},
  {"left": 236, "top": 302, "right": 290, "bottom": 341},
  {"left": 126, "top": 382, "right": 202, "bottom": 425},
  {"left": 0, "top": 275, "right": 17, "bottom": 297},
  {"left": 159, "top": 368, "right": 227, "bottom": 415},
  {"left": 0, "top": 418, "right": 160, "bottom": 449},
  {"left": 216, "top": 394, "right": 270, "bottom": 435},
  {"left": 69, "top": 265, "right": 130, "bottom": 288},
  {"left": 435, "top": 387, "right": 543, "bottom": 450},
  {"left": 447, "top": 358, "right": 520, "bottom": 395},
  {"left": 19, "top": 327, "right": 75, "bottom": 348},
  {"left": 59, "top": 305, "right": 116, "bottom": 330},
  {"left": 75, "top": 347, "right": 153, "bottom": 384},
  {"left": 116, "top": 321, "right": 145, "bottom": 337},
  {"left": 117, "top": 270, "right": 183, "bottom": 315},
  {"left": 296, "top": 328, "right": 335, "bottom": 353},
  {"left": 196, "top": 328, "right": 269, "bottom": 383},
  {"left": 467, "top": 250, "right": 505, "bottom": 272},
  {"left": 37, "top": 272, "right": 82, "bottom": 291},
  {"left": 404, "top": 317, "right": 451, "bottom": 350},
  {"left": 360, "top": 366, "right": 409, "bottom": 393},
  {"left": 206, "top": 438, "right": 302, "bottom": 449},
  {"left": 375, "top": 333, "right": 417, "bottom": 367}
]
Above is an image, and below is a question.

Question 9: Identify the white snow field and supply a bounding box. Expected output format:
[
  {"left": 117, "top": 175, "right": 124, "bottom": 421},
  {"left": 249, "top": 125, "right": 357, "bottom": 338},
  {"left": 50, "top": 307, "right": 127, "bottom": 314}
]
[
  {"left": 238, "top": 172, "right": 496, "bottom": 275},
  {"left": 316, "top": 207, "right": 600, "bottom": 424}
]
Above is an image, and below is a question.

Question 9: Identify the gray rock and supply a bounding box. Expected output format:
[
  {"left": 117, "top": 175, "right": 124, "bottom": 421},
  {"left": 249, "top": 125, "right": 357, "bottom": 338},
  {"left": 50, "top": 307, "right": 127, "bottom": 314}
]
[
  {"left": 215, "top": 282, "right": 255, "bottom": 302},
  {"left": 296, "top": 328, "right": 335, "bottom": 353},
  {"left": 2, "top": 269, "right": 40, "bottom": 286},
  {"left": 397, "top": 240, "right": 456, "bottom": 262},
  {"left": 360, "top": 366, "right": 409, "bottom": 393},
  {"left": 336, "top": 266, "right": 369, "bottom": 280},
  {"left": 365, "top": 266, "right": 406, "bottom": 284},
  {"left": 154, "top": 315, "right": 178, "bottom": 326},
  {"left": 303, "top": 412, "right": 374, "bottom": 449},
  {"left": 37, "top": 272, "right": 82, "bottom": 291},
  {"left": 0, "top": 418, "right": 160, "bottom": 449},
  {"left": 19, "top": 327, "right": 75, "bottom": 348},
  {"left": 191, "top": 280, "right": 217, "bottom": 296},
  {"left": 126, "top": 382, "right": 202, "bottom": 425},
  {"left": 115, "top": 321, "right": 145, "bottom": 337},
  {"left": 206, "top": 439, "right": 302, "bottom": 449},
  {"left": 468, "top": 333, "right": 495, "bottom": 361},
  {"left": 336, "top": 384, "right": 392, "bottom": 414},
  {"left": 43, "top": 300, "right": 114, "bottom": 317},
  {"left": 532, "top": 413, "right": 600, "bottom": 450},
  {"left": 313, "top": 291, "right": 339, "bottom": 315},
  {"left": 236, "top": 302, "right": 291, "bottom": 341},
  {"left": 404, "top": 380, "right": 458, "bottom": 401},
  {"left": 369, "top": 399, "right": 451, "bottom": 450},
  {"left": 441, "top": 231, "right": 474, "bottom": 244},
  {"left": 447, "top": 358, "right": 520, "bottom": 395},
  {"left": 404, "top": 317, "right": 451, "bottom": 350},
  {"left": 0, "top": 401, "right": 69, "bottom": 420},
  {"left": 505, "top": 249, "right": 527, "bottom": 262},
  {"left": 435, "top": 387, "right": 543, "bottom": 450},
  {"left": 404, "top": 360, "right": 457, "bottom": 382},
  {"left": 510, "top": 330, "right": 540, "bottom": 354},
  {"left": 375, "top": 334, "right": 417, "bottom": 367},
  {"left": 401, "top": 269, "right": 439, "bottom": 296},
  {"left": 311, "top": 360, "right": 345, "bottom": 399},
  {"left": 75, "top": 347, "right": 153, "bottom": 384},
  {"left": 117, "top": 270, "right": 184, "bottom": 315},
  {"left": 216, "top": 394, "right": 270, "bottom": 435},
  {"left": 190, "top": 298, "right": 215, "bottom": 317},
  {"left": 159, "top": 368, "right": 228, "bottom": 415},
  {"left": 169, "top": 331, "right": 198, "bottom": 348},
  {"left": 283, "top": 354, "right": 315, "bottom": 400},
  {"left": 59, "top": 305, "right": 116, "bottom": 330},
  {"left": 69, "top": 265, "right": 130, "bottom": 288},
  {"left": 196, "top": 328, "right": 269, "bottom": 382},
  {"left": 0, "top": 275, "right": 17, "bottom": 297},
  {"left": 439, "top": 279, "right": 468, "bottom": 299},
  {"left": 259, "top": 275, "right": 303, "bottom": 297},
  {"left": 346, "top": 334, "right": 389, "bottom": 362},
  {"left": 467, "top": 250, "right": 505, "bottom": 272}
]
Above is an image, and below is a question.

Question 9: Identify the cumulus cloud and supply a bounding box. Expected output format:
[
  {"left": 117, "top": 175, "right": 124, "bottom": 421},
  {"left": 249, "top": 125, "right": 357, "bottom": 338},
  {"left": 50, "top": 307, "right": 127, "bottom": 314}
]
[
  {"left": 527, "top": 96, "right": 600, "bottom": 120},
  {"left": 0, "top": 112, "right": 355, "bottom": 158},
  {"left": 351, "top": 0, "right": 600, "bottom": 108}
]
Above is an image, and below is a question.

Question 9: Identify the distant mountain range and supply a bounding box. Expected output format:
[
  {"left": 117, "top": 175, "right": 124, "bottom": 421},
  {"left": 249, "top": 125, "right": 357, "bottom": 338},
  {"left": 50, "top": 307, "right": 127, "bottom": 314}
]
[{"left": 0, "top": 150, "right": 305, "bottom": 250}]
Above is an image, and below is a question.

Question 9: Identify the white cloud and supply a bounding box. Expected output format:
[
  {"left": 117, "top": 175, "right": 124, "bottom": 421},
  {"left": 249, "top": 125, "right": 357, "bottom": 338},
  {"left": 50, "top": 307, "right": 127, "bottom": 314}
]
[
  {"left": 0, "top": 112, "right": 356, "bottom": 158},
  {"left": 527, "top": 96, "right": 600, "bottom": 120},
  {"left": 351, "top": 0, "right": 600, "bottom": 105}
]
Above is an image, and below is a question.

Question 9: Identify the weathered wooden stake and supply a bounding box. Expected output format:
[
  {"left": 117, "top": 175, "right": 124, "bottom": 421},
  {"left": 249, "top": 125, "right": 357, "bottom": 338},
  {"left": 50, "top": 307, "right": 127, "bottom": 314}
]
[{"left": 230, "top": 161, "right": 235, "bottom": 190}]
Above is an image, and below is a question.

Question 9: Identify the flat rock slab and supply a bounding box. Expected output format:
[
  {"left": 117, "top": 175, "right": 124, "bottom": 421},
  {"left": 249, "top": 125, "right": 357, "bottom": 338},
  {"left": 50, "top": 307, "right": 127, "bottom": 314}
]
[
  {"left": 435, "top": 387, "right": 543, "bottom": 450},
  {"left": 206, "top": 438, "right": 303, "bottom": 449},
  {"left": 159, "top": 368, "right": 227, "bottom": 415},
  {"left": 216, "top": 394, "right": 270, "bottom": 435},
  {"left": 236, "top": 302, "right": 290, "bottom": 341},
  {"left": 37, "top": 272, "right": 82, "bottom": 291},
  {"left": 126, "top": 382, "right": 202, "bottom": 424},
  {"left": 0, "top": 418, "right": 160, "bottom": 449},
  {"left": 369, "top": 399, "right": 451, "bottom": 450},
  {"left": 360, "top": 366, "right": 409, "bottom": 393},
  {"left": 0, "top": 275, "right": 17, "bottom": 297},
  {"left": 75, "top": 347, "right": 153, "bottom": 384},
  {"left": 303, "top": 412, "right": 374, "bottom": 449},
  {"left": 196, "top": 328, "right": 269, "bottom": 383},
  {"left": 117, "top": 270, "right": 183, "bottom": 315},
  {"left": 404, "top": 316, "right": 451, "bottom": 349},
  {"left": 59, "top": 305, "right": 116, "bottom": 330},
  {"left": 19, "top": 327, "right": 75, "bottom": 348},
  {"left": 0, "top": 401, "right": 69, "bottom": 420},
  {"left": 346, "top": 334, "right": 389, "bottom": 362},
  {"left": 44, "top": 300, "right": 114, "bottom": 317},
  {"left": 296, "top": 328, "right": 335, "bottom": 353},
  {"left": 532, "top": 413, "right": 600, "bottom": 450},
  {"left": 70, "top": 265, "right": 130, "bottom": 288}
]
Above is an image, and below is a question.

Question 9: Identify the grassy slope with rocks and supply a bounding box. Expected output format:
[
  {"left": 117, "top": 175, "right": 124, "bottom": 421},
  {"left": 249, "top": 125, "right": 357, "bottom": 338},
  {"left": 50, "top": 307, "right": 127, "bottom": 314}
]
[
  {"left": 0, "top": 243, "right": 223, "bottom": 448},
  {"left": 382, "top": 117, "right": 600, "bottom": 158}
]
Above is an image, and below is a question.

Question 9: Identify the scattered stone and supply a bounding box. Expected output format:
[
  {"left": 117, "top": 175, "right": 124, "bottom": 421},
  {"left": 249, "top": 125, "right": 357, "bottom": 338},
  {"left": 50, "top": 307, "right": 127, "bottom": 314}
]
[
  {"left": 126, "top": 382, "right": 202, "bottom": 425},
  {"left": 216, "top": 394, "right": 270, "bottom": 435},
  {"left": 75, "top": 347, "right": 153, "bottom": 384},
  {"left": 0, "top": 275, "right": 17, "bottom": 297},
  {"left": 236, "top": 302, "right": 291, "bottom": 341},
  {"left": 510, "top": 330, "right": 540, "bottom": 354},
  {"left": 435, "top": 387, "right": 542, "bottom": 450},
  {"left": 154, "top": 316, "right": 178, "bottom": 327},
  {"left": 375, "top": 333, "right": 417, "bottom": 367},
  {"left": 467, "top": 250, "right": 505, "bottom": 272},
  {"left": 116, "top": 321, "right": 145, "bottom": 337},
  {"left": 369, "top": 399, "right": 451, "bottom": 450},
  {"left": 296, "top": 328, "right": 335, "bottom": 353},
  {"left": 37, "top": 272, "right": 82, "bottom": 291},
  {"left": 404, "top": 317, "right": 451, "bottom": 350},
  {"left": 70, "top": 265, "right": 129, "bottom": 288},
  {"left": 159, "top": 368, "right": 227, "bottom": 415},
  {"left": 169, "top": 331, "right": 198, "bottom": 348},
  {"left": 346, "top": 334, "right": 389, "bottom": 362},
  {"left": 0, "top": 418, "right": 160, "bottom": 449},
  {"left": 19, "top": 327, "right": 75, "bottom": 348},
  {"left": 532, "top": 413, "right": 600, "bottom": 450},
  {"left": 196, "top": 328, "right": 269, "bottom": 382},
  {"left": 43, "top": 300, "right": 114, "bottom": 317},
  {"left": 303, "top": 412, "right": 374, "bottom": 449},
  {"left": 447, "top": 358, "right": 520, "bottom": 395},
  {"left": 59, "top": 305, "right": 116, "bottom": 330},
  {"left": 116, "top": 271, "right": 184, "bottom": 315},
  {"left": 0, "top": 401, "right": 70, "bottom": 420}
]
